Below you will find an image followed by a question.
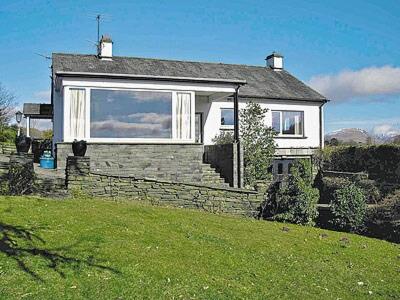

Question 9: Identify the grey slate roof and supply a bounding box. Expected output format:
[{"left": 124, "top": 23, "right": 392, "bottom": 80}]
[{"left": 52, "top": 53, "right": 326, "bottom": 102}]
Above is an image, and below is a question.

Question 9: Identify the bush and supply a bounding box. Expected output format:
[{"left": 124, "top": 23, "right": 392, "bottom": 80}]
[
  {"left": 316, "top": 176, "right": 381, "bottom": 204},
  {"left": 265, "top": 159, "right": 319, "bottom": 225},
  {"left": 212, "top": 131, "right": 234, "bottom": 145},
  {"left": 0, "top": 125, "right": 17, "bottom": 144},
  {"left": 366, "top": 189, "right": 400, "bottom": 243},
  {"left": 330, "top": 183, "right": 367, "bottom": 232}
]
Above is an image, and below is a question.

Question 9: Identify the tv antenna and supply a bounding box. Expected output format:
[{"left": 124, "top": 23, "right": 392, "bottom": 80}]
[
  {"left": 87, "top": 13, "right": 112, "bottom": 48},
  {"left": 35, "top": 52, "right": 51, "bottom": 60}
]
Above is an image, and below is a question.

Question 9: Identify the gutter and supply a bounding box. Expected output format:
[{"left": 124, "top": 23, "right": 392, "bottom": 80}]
[
  {"left": 55, "top": 71, "right": 247, "bottom": 86},
  {"left": 238, "top": 94, "right": 328, "bottom": 103},
  {"left": 319, "top": 99, "right": 329, "bottom": 149}
]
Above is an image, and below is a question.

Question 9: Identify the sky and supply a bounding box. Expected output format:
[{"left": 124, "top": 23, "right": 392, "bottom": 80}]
[{"left": 0, "top": 0, "right": 399, "bottom": 135}]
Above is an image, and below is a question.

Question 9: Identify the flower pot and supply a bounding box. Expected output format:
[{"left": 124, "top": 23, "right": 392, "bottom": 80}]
[
  {"left": 72, "top": 140, "right": 87, "bottom": 157},
  {"left": 15, "top": 135, "right": 32, "bottom": 153}
]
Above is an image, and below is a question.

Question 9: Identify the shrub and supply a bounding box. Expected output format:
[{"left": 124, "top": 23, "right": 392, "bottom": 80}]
[
  {"left": 366, "top": 189, "right": 400, "bottom": 243},
  {"left": 212, "top": 131, "right": 234, "bottom": 145},
  {"left": 330, "top": 183, "right": 367, "bottom": 232},
  {"left": 0, "top": 125, "right": 17, "bottom": 144},
  {"left": 265, "top": 159, "right": 319, "bottom": 226},
  {"left": 316, "top": 176, "right": 381, "bottom": 205}
]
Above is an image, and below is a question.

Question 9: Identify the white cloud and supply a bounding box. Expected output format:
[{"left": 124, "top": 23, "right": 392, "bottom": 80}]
[
  {"left": 308, "top": 66, "right": 400, "bottom": 101},
  {"left": 91, "top": 120, "right": 172, "bottom": 137},
  {"left": 372, "top": 124, "right": 400, "bottom": 137}
]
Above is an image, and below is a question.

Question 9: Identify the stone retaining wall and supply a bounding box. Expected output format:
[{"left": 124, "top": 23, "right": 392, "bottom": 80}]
[
  {"left": 57, "top": 143, "right": 230, "bottom": 186},
  {"left": 204, "top": 143, "right": 243, "bottom": 188},
  {"left": 66, "top": 156, "right": 269, "bottom": 217}
]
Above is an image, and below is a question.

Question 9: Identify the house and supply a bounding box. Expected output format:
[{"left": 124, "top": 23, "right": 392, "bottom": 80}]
[{"left": 51, "top": 36, "right": 327, "bottom": 187}]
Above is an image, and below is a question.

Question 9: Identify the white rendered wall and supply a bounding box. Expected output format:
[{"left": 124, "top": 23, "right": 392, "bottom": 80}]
[
  {"left": 196, "top": 97, "right": 322, "bottom": 149},
  {"left": 52, "top": 89, "right": 63, "bottom": 144}
]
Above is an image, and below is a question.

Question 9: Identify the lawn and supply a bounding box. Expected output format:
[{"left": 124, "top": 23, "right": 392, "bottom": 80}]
[{"left": 0, "top": 196, "right": 399, "bottom": 299}]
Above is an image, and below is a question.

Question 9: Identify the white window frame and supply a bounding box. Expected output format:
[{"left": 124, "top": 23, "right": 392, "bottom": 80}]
[
  {"left": 63, "top": 86, "right": 195, "bottom": 143},
  {"left": 220, "top": 107, "right": 234, "bottom": 130},
  {"left": 272, "top": 110, "right": 304, "bottom": 138}
]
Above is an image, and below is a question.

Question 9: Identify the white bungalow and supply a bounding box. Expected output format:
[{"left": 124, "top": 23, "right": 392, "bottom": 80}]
[{"left": 51, "top": 36, "right": 327, "bottom": 187}]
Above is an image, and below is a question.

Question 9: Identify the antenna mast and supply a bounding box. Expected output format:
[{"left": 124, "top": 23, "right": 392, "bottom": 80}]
[{"left": 96, "top": 14, "right": 101, "bottom": 47}]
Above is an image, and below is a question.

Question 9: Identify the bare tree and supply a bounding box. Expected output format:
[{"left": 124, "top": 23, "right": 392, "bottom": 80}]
[{"left": 0, "top": 83, "right": 16, "bottom": 126}]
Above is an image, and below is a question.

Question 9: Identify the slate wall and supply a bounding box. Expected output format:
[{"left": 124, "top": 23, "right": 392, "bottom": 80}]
[
  {"left": 66, "top": 156, "right": 269, "bottom": 217},
  {"left": 204, "top": 143, "right": 243, "bottom": 188},
  {"left": 56, "top": 143, "right": 225, "bottom": 184}
]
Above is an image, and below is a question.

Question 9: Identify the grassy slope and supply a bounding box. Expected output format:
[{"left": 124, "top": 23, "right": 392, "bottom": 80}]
[{"left": 0, "top": 196, "right": 399, "bottom": 299}]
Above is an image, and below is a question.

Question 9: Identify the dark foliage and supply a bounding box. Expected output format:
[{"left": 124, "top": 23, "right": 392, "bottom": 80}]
[
  {"left": 263, "top": 159, "right": 319, "bottom": 225},
  {"left": 330, "top": 183, "right": 367, "bottom": 233},
  {"left": 323, "top": 145, "right": 400, "bottom": 183},
  {"left": 366, "top": 190, "right": 400, "bottom": 243}
]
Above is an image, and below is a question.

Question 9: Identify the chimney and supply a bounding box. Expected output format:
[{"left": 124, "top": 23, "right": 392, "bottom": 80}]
[
  {"left": 266, "top": 52, "right": 283, "bottom": 70},
  {"left": 98, "top": 35, "right": 113, "bottom": 60}
]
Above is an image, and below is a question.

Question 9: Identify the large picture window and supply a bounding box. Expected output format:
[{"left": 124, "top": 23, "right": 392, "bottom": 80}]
[
  {"left": 90, "top": 89, "right": 173, "bottom": 138},
  {"left": 272, "top": 111, "right": 304, "bottom": 136}
]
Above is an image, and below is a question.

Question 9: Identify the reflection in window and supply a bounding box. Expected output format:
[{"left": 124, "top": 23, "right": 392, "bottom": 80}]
[
  {"left": 221, "top": 108, "right": 234, "bottom": 126},
  {"left": 272, "top": 111, "right": 303, "bottom": 136},
  {"left": 90, "top": 89, "right": 172, "bottom": 138},
  {"left": 272, "top": 111, "right": 281, "bottom": 133}
]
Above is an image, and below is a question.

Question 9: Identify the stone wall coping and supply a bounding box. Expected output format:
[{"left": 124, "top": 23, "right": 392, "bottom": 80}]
[{"left": 90, "top": 171, "right": 260, "bottom": 194}]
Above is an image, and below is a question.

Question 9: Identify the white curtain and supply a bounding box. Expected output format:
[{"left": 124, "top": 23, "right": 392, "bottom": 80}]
[
  {"left": 295, "top": 115, "right": 301, "bottom": 135},
  {"left": 176, "top": 93, "right": 191, "bottom": 139},
  {"left": 70, "top": 89, "right": 86, "bottom": 139}
]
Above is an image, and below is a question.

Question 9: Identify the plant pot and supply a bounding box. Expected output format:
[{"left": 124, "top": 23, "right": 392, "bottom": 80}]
[
  {"left": 72, "top": 140, "right": 87, "bottom": 157},
  {"left": 15, "top": 135, "right": 32, "bottom": 153}
]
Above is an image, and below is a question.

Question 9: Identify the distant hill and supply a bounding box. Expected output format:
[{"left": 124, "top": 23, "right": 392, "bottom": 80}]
[{"left": 325, "top": 128, "right": 371, "bottom": 144}]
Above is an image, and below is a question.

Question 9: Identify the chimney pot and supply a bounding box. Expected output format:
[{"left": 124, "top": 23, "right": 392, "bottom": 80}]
[
  {"left": 98, "top": 35, "right": 113, "bottom": 60},
  {"left": 266, "top": 51, "right": 283, "bottom": 70}
]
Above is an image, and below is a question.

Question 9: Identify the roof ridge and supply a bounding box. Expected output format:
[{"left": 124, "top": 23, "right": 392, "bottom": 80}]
[{"left": 52, "top": 52, "right": 269, "bottom": 69}]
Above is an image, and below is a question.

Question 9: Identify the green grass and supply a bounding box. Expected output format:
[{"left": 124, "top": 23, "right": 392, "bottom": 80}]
[{"left": 0, "top": 196, "right": 399, "bottom": 299}]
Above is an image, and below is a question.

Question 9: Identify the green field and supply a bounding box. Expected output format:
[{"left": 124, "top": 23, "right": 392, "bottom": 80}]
[{"left": 0, "top": 196, "right": 399, "bottom": 299}]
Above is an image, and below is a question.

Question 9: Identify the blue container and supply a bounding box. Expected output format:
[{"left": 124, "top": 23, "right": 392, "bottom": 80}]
[{"left": 40, "top": 157, "right": 55, "bottom": 169}]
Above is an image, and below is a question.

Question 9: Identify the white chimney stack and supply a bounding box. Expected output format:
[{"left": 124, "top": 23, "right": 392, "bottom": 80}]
[
  {"left": 266, "top": 52, "right": 283, "bottom": 70},
  {"left": 98, "top": 35, "right": 113, "bottom": 60}
]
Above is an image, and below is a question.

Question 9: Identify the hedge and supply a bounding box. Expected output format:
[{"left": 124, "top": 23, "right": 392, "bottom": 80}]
[{"left": 322, "top": 145, "right": 400, "bottom": 183}]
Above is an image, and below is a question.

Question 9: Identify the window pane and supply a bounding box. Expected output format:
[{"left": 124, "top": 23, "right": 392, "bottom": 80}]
[
  {"left": 90, "top": 89, "right": 172, "bottom": 138},
  {"left": 221, "top": 108, "right": 234, "bottom": 126},
  {"left": 70, "top": 89, "right": 86, "bottom": 139},
  {"left": 272, "top": 111, "right": 281, "bottom": 133},
  {"left": 282, "top": 111, "right": 303, "bottom": 135}
]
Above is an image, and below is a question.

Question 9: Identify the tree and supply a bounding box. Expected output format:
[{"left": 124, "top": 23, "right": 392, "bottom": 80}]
[
  {"left": 240, "top": 102, "right": 277, "bottom": 187},
  {"left": 0, "top": 83, "right": 16, "bottom": 127}
]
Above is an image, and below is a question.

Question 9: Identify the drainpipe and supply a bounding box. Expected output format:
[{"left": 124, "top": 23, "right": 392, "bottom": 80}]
[
  {"left": 233, "top": 86, "right": 241, "bottom": 188},
  {"left": 319, "top": 100, "right": 329, "bottom": 149}
]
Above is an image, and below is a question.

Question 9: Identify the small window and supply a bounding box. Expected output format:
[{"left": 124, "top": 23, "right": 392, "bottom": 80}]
[
  {"left": 272, "top": 111, "right": 304, "bottom": 136},
  {"left": 277, "top": 163, "right": 283, "bottom": 175},
  {"left": 221, "top": 108, "right": 234, "bottom": 127}
]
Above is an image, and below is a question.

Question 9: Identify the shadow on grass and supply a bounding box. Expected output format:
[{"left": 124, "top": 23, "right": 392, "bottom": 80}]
[{"left": 0, "top": 222, "right": 120, "bottom": 281}]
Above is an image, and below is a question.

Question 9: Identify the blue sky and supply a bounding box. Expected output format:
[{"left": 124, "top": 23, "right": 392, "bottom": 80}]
[{"left": 1, "top": 0, "right": 399, "bottom": 135}]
